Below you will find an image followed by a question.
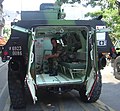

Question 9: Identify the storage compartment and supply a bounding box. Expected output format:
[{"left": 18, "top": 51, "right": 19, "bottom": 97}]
[{"left": 34, "top": 26, "right": 89, "bottom": 86}]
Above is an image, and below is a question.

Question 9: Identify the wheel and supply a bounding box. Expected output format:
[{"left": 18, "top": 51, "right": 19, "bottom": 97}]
[
  {"left": 79, "top": 71, "right": 102, "bottom": 103},
  {"left": 114, "top": 56, "right": 120, "bottom": 80},
  {"left": 98, "top": 53, "right": 106, "bottom": 70},
  {"left": 8, "top": 57, "right": 26, "bottom": 109}
]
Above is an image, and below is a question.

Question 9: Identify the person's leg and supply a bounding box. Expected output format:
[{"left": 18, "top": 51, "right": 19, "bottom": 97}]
[
  {"left": 48, "top": 58, "right": 58, "bottom": 76},
  {"left": 52, "top": 60, "right": 58, "bottom": 75},
  {"left": 48, "top": 58, "right": 53, "bottom": 73}
]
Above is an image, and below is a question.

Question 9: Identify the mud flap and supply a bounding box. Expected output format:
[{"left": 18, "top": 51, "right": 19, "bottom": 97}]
[{"left": 86, "top": 68, "right": 96, "bottom": 99}]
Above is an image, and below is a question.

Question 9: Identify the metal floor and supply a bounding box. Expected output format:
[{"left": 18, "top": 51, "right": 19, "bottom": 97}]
[{"left": 36, "top": 73, "right": 82, "bottom": 86}]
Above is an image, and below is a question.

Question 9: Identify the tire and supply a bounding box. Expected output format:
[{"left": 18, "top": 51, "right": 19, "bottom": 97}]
[
  {"left": 79, "top": 71, "right": 102, "bottom": 103},
  {"left": 114, "top": 56, "right": 120, "bottom": 80},
  {"left": 8, "top": 57, "right": 26, "bottom": 109}
]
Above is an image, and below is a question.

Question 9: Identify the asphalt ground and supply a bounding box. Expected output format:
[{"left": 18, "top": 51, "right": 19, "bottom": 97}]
[
  {"left": 100, "top": 62, "right": 120, "bottom": 111},
  {"left": 8, "top": 89, "right": 116, "bottom": 111},
  {"left": 1, "top": 60, "right": 120, "bottom": 111},
  {"left": 0, "top": 62, "right": 9, "bottom": 111}
]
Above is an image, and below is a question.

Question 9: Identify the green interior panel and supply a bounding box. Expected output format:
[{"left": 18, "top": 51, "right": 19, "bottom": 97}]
[{"left": 34, "top": 26, "right": 89, "bottom": 85}]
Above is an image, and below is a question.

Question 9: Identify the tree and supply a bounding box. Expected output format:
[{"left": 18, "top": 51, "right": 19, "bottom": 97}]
[
  {"left": 3, "top": 27, "right": 11, "bottom": 39},
  {"left": 85, "top": 0, "right": 120, "bottom": 42}
]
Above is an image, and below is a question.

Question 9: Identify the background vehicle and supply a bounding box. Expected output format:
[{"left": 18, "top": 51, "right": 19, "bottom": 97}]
[
  {"left": 114, "top": 40, "right": 120, "bottom": 56},
  {"left": 2, "top": 0, "right": 113, "bottom": 109},
  {"left": 113, "top": 40, "right": 120, "bottom": 80}
]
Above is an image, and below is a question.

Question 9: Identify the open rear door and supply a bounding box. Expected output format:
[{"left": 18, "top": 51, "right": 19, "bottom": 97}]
[
  {"left": 11, "top": 25, "right": 37, "bottom": 103},
  {"left": 86, "top": 27, "right": 112, "bottom": 98}
]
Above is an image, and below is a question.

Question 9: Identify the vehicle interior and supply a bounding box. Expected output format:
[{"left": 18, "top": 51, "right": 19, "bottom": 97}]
[{"left": 34, "top": 26, "right": 89, "bottom": 86}]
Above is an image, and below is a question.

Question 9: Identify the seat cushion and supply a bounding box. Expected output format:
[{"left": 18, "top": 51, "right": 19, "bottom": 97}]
[{"left": 60, "top": 62, "right": 86, "bottom": 69}]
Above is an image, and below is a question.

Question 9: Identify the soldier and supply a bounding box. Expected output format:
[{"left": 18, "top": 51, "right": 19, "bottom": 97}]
[{"left": 45, "top": 38, "right": 64, "bottom": 76}]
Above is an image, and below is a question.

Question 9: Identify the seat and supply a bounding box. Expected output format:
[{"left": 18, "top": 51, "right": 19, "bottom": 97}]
[
  {"left": 59, "top": 52, "right": 86, "bottom": 79},
  {"left": 60, "top": 62, "right": 86, "bottom": 69}
]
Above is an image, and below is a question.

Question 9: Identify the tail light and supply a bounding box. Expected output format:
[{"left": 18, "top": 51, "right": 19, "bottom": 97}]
[
  {"left": 3, "top": 51, "right": 9, "bottom": 56},
  {"left": 111, "top": 47, "right": 116, "bottom": 53},
  {"left": 111, "top": 47, "right": 117, "bottom": 59}
]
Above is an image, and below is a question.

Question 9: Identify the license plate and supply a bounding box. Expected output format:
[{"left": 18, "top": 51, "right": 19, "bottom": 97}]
[{"left": 9, "top": 46, "right": 23, "bottom": 56}]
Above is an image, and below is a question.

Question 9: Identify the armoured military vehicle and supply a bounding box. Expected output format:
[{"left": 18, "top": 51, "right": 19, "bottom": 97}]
[{"left": 2, "top": 0, "right": 113, "bottom": 109}]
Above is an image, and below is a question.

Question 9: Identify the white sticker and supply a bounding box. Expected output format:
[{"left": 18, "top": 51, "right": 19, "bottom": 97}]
[
  {"left": 12, "top": 51, "right": 22, "bottom": 56},
  {"left": 11, "top": 46, "right": 22, "bottom": 51},
  {"left": 96, "top": 26, "right": 106, "bottom": 40},
  {"left": 97, "top": 40, "right": 107, "bottom": 46}
]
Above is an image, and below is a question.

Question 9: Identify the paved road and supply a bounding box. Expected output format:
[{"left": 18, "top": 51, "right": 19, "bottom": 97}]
[
  {"left": 8, "top": 90, "right": 115, "bottom": 111},
  {"left": 1, "top": 62, "right": 120, "bottom": 111},
  {"left": 100, "top": 63, "right": 120, "bottom": 111},
  {"left": 0, "top": 63, "right": 9, "bottom": 111},
  {"left": 0, "top": 63, "right": 8, "bottom": 93},
  {"left": 0, "top": 57, "right": 4, "bottom": 67}
]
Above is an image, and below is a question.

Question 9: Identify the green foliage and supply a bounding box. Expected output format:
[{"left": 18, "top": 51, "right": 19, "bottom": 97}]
[
  {"left": 3, "top": 27, "right": 11, "bottom": 38},
  {"left": 85, "top": 0, "right": 120, "bottom": 42},
  {"left": 56, "top": 0, "right": 81, "bottom": 5}
]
